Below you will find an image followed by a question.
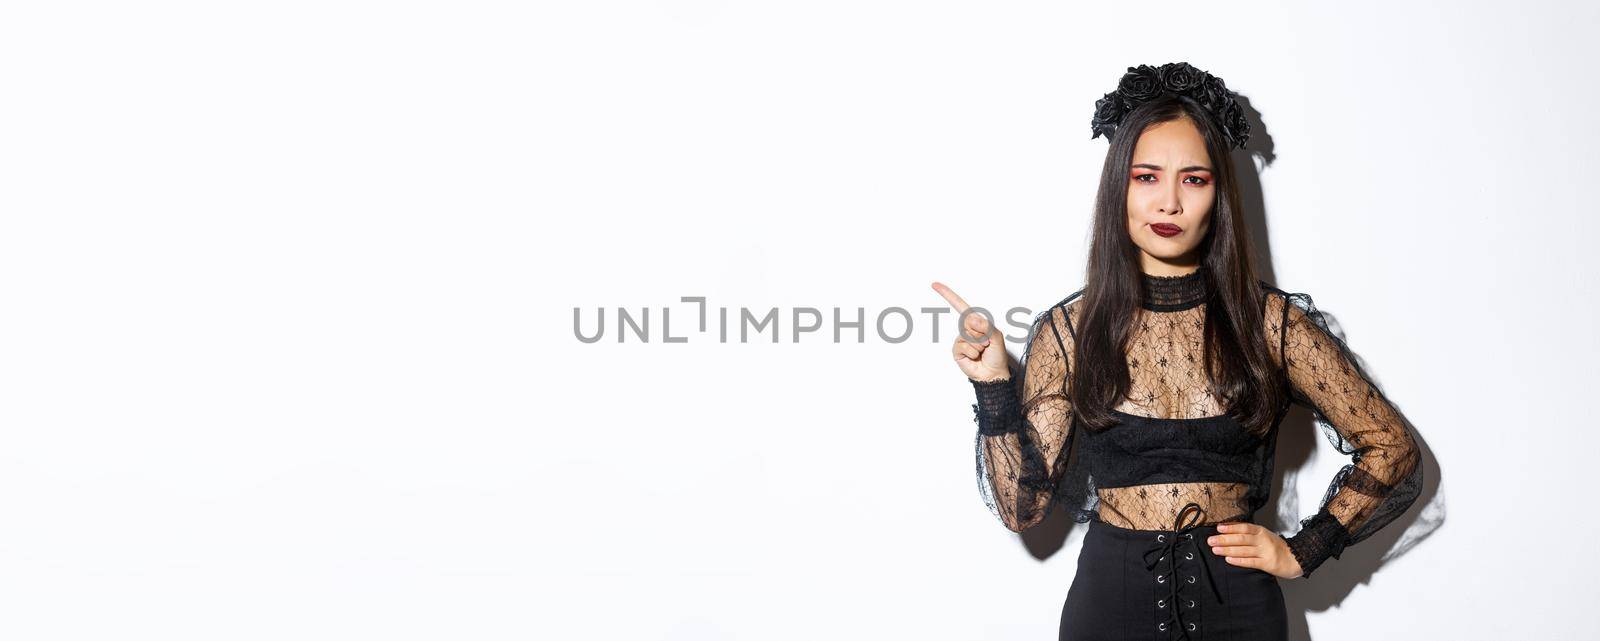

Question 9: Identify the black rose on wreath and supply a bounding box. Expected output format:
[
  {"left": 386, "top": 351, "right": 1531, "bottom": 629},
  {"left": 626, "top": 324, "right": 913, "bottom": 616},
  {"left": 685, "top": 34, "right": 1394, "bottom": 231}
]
[
  {"left": 1216, "top": 101, "right": 1251, "bottom": 150},
  {"left": 1089, "top": 61, "right": 1252, "bottom": 150},
  {"left": 1159, "top": 62, "right": 1204, "bottom": 92},
  {"left": 1089, "top": 92, "right": 1128, "bottom": 142},
  {"left": 1116, "top": 64, "right": 1165, "bottom": 102}
]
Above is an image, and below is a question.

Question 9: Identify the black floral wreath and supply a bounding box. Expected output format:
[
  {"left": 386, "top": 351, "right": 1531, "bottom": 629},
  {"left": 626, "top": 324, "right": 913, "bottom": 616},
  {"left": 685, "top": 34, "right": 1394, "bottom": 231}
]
[{"left": 1090, "top": 62, "right": 1251, "bottom": 150}]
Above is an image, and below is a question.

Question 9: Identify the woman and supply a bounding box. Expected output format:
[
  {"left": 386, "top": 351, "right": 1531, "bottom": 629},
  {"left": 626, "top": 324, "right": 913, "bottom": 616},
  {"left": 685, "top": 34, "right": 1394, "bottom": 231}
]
[{"left": 930, "top": 63, "right": 1424, "bottom": 640}]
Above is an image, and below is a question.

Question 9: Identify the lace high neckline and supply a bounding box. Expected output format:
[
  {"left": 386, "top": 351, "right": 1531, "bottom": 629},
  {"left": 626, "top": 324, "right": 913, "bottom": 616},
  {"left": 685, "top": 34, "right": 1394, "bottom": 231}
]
[{"left": 1140, "top": 266, "right": 1209, "bottom": 311}]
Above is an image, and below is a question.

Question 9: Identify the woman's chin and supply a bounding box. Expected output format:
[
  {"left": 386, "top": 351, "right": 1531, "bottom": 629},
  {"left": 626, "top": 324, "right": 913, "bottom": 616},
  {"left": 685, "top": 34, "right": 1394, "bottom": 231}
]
[{"left": 1138, "top": 244, "right": 1197, "bottom": 260}]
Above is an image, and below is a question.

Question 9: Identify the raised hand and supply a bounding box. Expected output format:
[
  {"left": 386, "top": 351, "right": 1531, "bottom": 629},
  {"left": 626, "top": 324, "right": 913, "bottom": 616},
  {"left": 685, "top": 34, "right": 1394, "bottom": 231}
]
[{"left": 931, "top": 281, "right": 1010, "bottom": 383}]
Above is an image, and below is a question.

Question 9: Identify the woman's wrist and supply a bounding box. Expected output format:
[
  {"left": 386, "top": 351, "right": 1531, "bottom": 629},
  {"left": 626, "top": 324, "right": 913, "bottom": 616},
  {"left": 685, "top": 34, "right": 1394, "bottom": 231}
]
[
  {"left": 969, "top": 376, "right": 1021, "bottom": 435},
  {"left": 1283, "top": 509, "right": 1350, "bottom": 579}
]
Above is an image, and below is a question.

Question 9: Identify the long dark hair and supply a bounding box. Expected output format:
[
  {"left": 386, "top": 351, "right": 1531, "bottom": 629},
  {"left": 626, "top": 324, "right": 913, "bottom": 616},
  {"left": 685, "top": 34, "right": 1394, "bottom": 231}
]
[{"left": 1069, "top": 94, "right": 1284, "bottom": 437}]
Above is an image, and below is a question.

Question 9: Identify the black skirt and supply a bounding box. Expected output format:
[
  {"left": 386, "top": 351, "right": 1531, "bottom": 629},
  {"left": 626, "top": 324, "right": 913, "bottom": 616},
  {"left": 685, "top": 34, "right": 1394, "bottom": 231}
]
[{"left": 1059, "top": 505, "right": 1287, "bottom": 641}]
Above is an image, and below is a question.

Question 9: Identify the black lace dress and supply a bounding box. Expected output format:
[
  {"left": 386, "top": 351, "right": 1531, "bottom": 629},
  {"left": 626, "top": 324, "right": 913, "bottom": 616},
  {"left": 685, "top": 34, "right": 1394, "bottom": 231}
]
[{"left": 967, "top": 267, "right": 1423, "bottom": 641}]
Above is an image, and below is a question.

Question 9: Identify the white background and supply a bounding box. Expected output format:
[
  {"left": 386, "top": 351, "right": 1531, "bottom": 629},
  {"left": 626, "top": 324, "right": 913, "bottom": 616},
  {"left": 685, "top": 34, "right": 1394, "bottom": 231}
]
[{"left": 1, "top": 1, "right": 1592, "bottom": 639}]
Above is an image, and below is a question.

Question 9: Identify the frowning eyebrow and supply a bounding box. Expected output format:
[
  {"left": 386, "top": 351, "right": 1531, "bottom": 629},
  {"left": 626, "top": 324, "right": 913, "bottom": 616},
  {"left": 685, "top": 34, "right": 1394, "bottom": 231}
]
[{"left": 1131, "top": 163, "right": 1212, "bottom": 173}]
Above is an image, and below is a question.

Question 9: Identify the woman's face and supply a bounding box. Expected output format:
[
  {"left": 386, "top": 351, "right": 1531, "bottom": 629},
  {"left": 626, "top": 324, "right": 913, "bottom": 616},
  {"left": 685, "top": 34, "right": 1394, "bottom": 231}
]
[{"left": 1125, "top": 116, "right": 1216, "bottom": 273}]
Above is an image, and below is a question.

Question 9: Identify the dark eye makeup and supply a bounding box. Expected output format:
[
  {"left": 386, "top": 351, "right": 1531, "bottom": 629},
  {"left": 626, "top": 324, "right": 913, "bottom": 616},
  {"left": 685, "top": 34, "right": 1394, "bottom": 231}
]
[{"left": 1131, "top": 173, "right": 1210, "bottom": 185}]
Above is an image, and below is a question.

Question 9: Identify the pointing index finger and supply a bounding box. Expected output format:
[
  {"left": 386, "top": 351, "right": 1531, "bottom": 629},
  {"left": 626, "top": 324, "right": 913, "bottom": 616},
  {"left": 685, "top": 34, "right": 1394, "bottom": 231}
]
[{"left": 930, "top": 281, "right": 971, "bottom": 313}]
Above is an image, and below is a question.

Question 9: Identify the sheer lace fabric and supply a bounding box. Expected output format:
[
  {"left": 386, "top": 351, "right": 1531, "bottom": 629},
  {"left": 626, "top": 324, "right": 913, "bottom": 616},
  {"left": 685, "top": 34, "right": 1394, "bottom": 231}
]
[{"left": 969, "top": 269, "right": 1423, "bottom": 578}]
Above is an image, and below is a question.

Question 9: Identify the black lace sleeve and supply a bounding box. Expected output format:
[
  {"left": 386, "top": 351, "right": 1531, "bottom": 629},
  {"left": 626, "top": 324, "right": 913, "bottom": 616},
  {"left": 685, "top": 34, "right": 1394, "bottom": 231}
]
[
  {"left": 1276, "top": 291, "right": 1424, "bottom": 578},
  {"left": 970, "top": 304, "right": 1074, "bottom": 532}
]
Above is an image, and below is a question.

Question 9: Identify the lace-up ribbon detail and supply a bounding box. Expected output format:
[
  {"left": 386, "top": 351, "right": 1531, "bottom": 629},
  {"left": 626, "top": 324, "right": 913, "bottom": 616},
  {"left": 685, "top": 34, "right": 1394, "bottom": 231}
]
[{"left": 1142, "top": 502, "right": 1224, "bottom": 639}]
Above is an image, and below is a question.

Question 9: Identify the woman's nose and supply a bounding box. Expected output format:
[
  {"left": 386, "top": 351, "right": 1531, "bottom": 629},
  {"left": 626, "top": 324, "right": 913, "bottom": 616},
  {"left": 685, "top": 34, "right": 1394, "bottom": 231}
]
[{"left": 1158, "top": 185, "right": 1182, "bottom": 214}]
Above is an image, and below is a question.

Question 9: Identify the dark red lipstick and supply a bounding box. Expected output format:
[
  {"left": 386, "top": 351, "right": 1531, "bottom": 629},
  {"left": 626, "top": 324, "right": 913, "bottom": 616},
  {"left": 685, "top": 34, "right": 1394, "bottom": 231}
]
[{"left": 1150, "top": 223, "right": 1182, "bottom": 237}]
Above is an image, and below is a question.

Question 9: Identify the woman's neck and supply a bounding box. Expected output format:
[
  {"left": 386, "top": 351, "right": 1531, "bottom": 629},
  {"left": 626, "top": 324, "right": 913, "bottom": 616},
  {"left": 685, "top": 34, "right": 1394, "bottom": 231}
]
[{"left": 1140, "top": 265, "right": 1208, "bottom": 311}]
